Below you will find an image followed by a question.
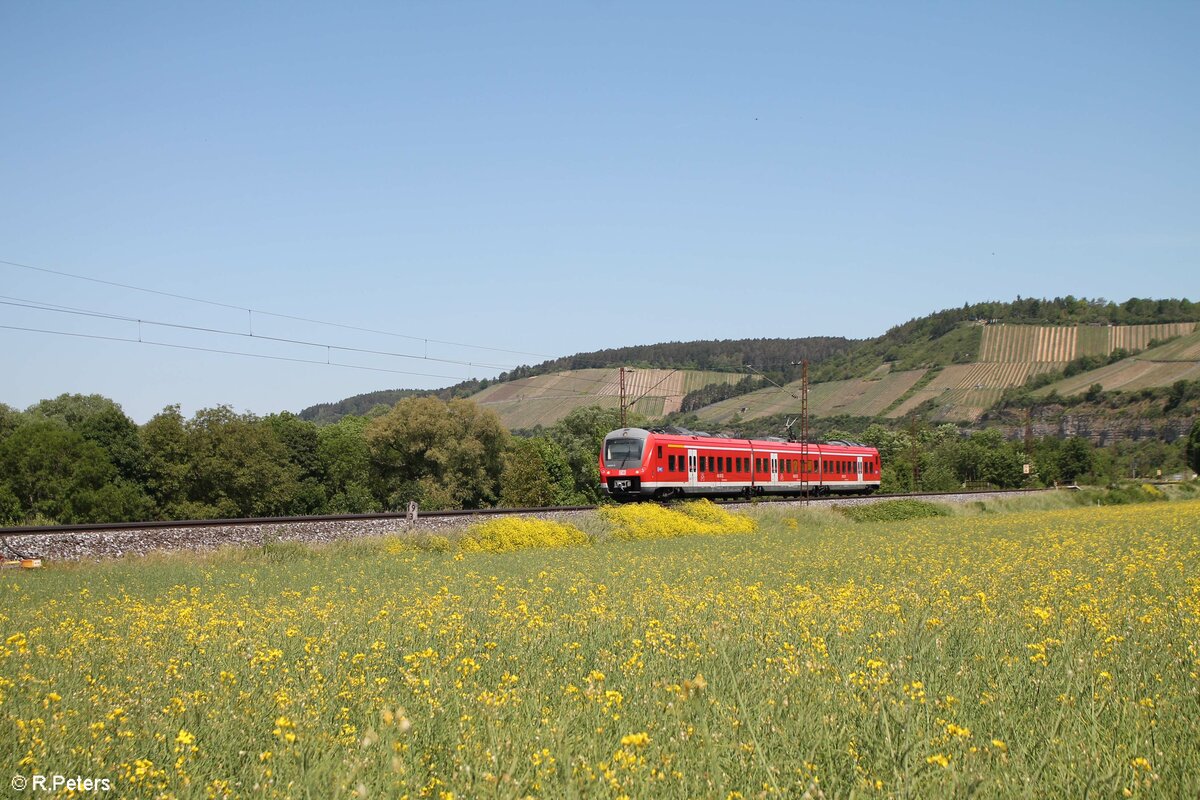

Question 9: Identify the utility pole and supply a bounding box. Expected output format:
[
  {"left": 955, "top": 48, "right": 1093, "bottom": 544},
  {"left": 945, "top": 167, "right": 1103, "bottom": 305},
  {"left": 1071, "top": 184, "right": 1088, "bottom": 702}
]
[
  {"left": 800, "top": 360, "right": 810, "bottom": 504},
  {"left": 909, "top": 417, "right": 921, "bottom": 490},
  {"left": 619, "top": 366, "right": 629, "bottom": 428}
]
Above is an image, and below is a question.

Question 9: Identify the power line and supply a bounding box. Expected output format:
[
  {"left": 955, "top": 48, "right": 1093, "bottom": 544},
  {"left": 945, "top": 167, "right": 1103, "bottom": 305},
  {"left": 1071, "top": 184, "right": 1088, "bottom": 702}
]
[
  {"left": 0, "top": 296, "right": 519, "bottom": 371},
  {"left": 0, "top": 257, "right": 551, "bottom": 359},
  {"left": 0, "top": 324, "right": 461, "bottom": 380}
]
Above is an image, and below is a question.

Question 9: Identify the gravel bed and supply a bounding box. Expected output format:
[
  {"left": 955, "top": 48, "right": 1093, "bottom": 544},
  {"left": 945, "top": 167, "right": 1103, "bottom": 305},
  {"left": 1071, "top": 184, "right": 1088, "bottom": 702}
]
[
  {"left": 0, "top": 491, "right": 1045, "bottom": 564},
  {"left": 0, "top": 510, "right": 596, "bottom": 564}
]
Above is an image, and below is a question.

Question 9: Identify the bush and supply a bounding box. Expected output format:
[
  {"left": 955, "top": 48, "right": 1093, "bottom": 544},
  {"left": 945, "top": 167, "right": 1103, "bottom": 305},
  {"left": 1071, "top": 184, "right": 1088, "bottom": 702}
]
[
  {"left": 459, "top": 517, "right": 589, "bottom": 553},
  {"left": 600, "top": 499, "right": 757, "bottom": 540}
]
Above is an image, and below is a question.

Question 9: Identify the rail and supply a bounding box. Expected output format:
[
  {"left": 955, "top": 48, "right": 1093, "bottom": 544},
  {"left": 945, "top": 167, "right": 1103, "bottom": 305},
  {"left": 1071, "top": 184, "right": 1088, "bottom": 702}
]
[{"left": 0, "top": 488, "right": 1058, "bottom": 538}]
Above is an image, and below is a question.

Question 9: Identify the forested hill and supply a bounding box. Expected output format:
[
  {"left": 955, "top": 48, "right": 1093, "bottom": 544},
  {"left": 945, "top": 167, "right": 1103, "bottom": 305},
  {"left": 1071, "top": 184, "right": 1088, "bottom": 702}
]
[
  {"left": 496, "top": 337, "right": 857, "bottom": 382},
  {"left": 299, "top": 297, "right": 1200, "bottom": 424},
  {"left": 299, "top": 337, "right": 856, "bottom": 423}
]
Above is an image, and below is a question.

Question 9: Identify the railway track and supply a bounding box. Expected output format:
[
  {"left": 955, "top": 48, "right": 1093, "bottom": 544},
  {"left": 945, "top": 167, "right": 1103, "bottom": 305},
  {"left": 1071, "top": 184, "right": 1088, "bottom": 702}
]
[
  {"left": 0, "top": 488, "right": 1059, "bottom": 563},
  {"left": 0, "top": 487, "right": 1057, "bottom": 539}
]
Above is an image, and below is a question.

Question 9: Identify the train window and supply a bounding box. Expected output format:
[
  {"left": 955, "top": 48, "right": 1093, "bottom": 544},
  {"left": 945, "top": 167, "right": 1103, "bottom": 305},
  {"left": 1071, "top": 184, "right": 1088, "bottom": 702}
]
[
  {"left": 668, "top": 455, "right": 676, "bottom": 471},
  {"left": 735, "top": 457, "right": 741, "bottom": 472},
  {"left": 719, "top": 457, "right": 725, "bottom": 472},
  {"left": 657, "top": 446, "right": 662, "bottom": 458},
  {"left": 708, "top": 456, "right": 714, "bottom": 471}
]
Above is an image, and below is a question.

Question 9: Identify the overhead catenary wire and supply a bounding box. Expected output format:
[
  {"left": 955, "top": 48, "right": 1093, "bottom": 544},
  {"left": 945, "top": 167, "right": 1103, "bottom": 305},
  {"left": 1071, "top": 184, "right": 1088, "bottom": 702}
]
[
  {"left": 0, "top": 257, "right": 551, "bottom": 359},
  {"left": 0, "top": 296, "right": 518, "bottom": 372},
  {"left": 0, "top": 324, "right": 460, "bottom": 380}
]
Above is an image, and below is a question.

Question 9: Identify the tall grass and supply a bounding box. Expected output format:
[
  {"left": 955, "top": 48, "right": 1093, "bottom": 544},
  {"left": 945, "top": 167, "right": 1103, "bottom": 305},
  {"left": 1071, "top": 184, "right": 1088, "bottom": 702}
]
[{"left": 2, "top": 499, "right": 1198, "bottom": 797}]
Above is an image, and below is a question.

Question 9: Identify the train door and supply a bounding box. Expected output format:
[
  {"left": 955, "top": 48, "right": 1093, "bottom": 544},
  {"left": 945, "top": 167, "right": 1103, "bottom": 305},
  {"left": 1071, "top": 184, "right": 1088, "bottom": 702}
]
[
  {"left": 687, "top": 449, "right": 698, "bottom": 491},
  {"left": 856, "top": 456, "right": 863, "bottom": 485},
  {"left": 770, "top": 453, "right": 779, "bottom": 485}
]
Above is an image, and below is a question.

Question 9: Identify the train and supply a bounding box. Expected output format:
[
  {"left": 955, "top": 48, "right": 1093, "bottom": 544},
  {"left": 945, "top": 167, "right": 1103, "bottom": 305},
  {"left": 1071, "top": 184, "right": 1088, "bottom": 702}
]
[{"left": 599, "top": 426, "right": 881, "bottom": 500}]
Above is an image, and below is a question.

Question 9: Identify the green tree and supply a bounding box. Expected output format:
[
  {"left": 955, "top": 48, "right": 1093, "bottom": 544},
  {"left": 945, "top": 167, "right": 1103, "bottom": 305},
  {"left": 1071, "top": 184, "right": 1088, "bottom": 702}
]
[
  {"left": 366, "top": 397, "right": 509, "bottom": 510},
  {"left": 0, "top": 421, "right": 150, "bottom": 523},
  {"left": 1057, "top": 436, "right": 1095, "bottom": 483},
  {"left": 500, "top": 437, "right": 580, "bottom": 507},
  {"left": 1187, "top": 419, "right": 1200, "bottom": 476},
  {"left": 184, "top": 406, "right": 305, "bottom": 517},
  {"left": 141, "top": 405, "right": 193, "bottom": 518},
  {"left": 0, "top": 403, "right": 22, "bottom": 443},
  {"left": 27, "top": 393, "right": 144, "bottom": 482},
  {"left": 317, "top": 415, "right": 374, "bottom": 513},
  {"left": 265, "top": 412, "right": 328, "bottom": 513}
]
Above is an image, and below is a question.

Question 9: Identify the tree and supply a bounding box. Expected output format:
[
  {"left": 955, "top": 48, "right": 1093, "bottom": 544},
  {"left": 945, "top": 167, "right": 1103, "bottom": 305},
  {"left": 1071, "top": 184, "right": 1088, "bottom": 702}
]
[
  {"left": 0, "top": 421, "right": 150, "bottom": 523},
  {"left": 1187, "top": 419, "right": 1200, "bottom": 476},
  {"left": 1057, "top": 436, "right": 1095, "bottom": 483},
  {"left": 500, "top": 437, "right": 579, "bottom": 507},
  {"left": 184, "top": 406, "right": 305, "bottom": 517},
  {"left": 141, "top": 405, "right": 192, "bottom": 518},
  {"left": 265, "top": 412, "right": 327, "bottom": 513},
  {"left": 27, "top": 393, "right": 144, "bottom": 482},
  {"left": 366, "top": 397, "right": 509, "bottom": 510},
  {"left": 317, "top": 415, "right": 374, "bottom": 513}
]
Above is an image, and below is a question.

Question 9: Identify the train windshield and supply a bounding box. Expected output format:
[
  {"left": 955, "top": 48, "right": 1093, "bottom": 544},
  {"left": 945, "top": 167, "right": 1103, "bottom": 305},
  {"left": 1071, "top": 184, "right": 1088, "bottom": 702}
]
[{"left": 604, "top": 438, "right": 643, "bottom": 467}]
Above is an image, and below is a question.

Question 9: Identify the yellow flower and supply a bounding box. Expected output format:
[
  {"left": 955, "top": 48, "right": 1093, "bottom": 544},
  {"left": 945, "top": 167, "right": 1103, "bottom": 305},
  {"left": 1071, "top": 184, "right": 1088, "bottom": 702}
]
[
  {"left": 620, "top": 732, "right": 650, "bottom": 747},
  {"left": 175, "top": 728, "right": 195, "bottom": 746},
  {"left": 926, "top": 753, "right": 950, "bottom": 768}
]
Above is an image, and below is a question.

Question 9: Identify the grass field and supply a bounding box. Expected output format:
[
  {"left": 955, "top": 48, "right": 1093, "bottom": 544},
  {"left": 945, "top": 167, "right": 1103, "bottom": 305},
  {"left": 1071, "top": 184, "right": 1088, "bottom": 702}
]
[{"left": 3, "top": 495, "right": 1199, "bottom": 798}]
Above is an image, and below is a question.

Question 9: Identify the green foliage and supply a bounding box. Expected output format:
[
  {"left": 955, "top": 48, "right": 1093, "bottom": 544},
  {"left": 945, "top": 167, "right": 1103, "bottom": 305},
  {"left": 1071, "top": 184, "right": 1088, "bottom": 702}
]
[
  {"left": 1056, "top": 436, "right": 1095, "bottom": 483},
  {"left": 317, "top": 415, "right": 374, "bottom": 513},
  {"left": 27, "top": 393, "right": 145, "bottom": 482},
  {"left": 366, "top": 397, "right": 509, "bottom": 510},
  {"left": 265, "top": 411, "right": 327, "bottom": 513},
  {"left": 1095, "top": 483, "right": 1170, "bottom": 505},
  {"left": 0, "top": 421, "right": 151, "bottom": 524},
  {"left": 839, "top": 499, "right": 949, "bottom": 522},
  {"left": 500, "top": 437, "right": 581, "bottom": 507},
  {"left": 1187, "top": 420, "right": 1200, "bottom": 475}
]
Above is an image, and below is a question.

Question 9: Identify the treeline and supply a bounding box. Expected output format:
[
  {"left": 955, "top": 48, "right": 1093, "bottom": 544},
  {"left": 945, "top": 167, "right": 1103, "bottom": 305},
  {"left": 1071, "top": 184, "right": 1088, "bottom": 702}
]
[
  {"left": 503, "top": 336, "right": 856, "bottom": 380},
  {"left": 0, "top": 394, "right": 631, "bottom": 526},
  {"left": 883, "top": 296, "right": 1199, "bottom": 343},
  {"left": 299, "top": 381, "right": 492, "bottom": 425},
  {"left": 852, "top": 423, "right": 1194, "bottom": 491}
]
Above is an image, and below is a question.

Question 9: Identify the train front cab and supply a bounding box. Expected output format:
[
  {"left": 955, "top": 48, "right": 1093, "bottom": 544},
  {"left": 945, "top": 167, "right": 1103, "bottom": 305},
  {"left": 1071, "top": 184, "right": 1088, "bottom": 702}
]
[{"left": 600, "top": 427, "right": 652, "bottom": 500}]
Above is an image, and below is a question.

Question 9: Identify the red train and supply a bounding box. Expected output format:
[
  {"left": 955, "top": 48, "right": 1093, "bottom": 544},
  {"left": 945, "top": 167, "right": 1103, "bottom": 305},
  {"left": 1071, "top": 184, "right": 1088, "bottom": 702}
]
[{"left": 600, "top": 427, "right": 881, "bottom": 500}]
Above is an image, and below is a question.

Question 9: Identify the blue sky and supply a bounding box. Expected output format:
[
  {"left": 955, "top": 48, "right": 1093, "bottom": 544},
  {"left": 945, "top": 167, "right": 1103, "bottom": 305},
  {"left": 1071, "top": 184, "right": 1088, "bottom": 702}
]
[{"left": 2, "top": 1, "right": 1196, "bottom": 422}]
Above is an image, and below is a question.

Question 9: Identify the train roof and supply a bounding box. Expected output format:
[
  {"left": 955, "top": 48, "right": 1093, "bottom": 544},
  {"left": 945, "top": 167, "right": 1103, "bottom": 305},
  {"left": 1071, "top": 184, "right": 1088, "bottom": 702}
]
[{"left": 623, "top": 428, "right": 876, "bottom": 453}]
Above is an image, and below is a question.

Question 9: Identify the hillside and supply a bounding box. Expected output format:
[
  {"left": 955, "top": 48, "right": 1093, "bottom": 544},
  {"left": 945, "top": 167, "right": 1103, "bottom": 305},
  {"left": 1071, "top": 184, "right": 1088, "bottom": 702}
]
[
  {"left": 1035, "top": 327, "right": 1200, "bottom": 397},
  {"left": 300, "top": 297, "right": 1200, "bottom": 429},
  {"left": 691, "top": 321, "right": 1199, "bottom": 426},
  {"left": 300, "top": 336, "right": 856, "bottom": 424},
  {"left": 471, "top": 368, "right": 747, "bottom": 430}
]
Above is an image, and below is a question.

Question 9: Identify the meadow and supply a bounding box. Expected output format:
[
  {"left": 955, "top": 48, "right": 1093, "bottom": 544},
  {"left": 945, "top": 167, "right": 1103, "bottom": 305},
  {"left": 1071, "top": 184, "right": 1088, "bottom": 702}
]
[{"left": 2, "top": 495, "right": 1199, "bottom": 798}]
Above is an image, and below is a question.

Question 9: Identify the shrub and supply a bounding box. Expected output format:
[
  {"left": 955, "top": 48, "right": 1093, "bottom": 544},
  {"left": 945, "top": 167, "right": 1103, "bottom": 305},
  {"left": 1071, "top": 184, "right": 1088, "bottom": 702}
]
[
  {"left": 600, "top": 499, "right": 757, "bottom": 540},
  {"left": 459, "top": 517, "right": 589, "bottom": 553}
]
